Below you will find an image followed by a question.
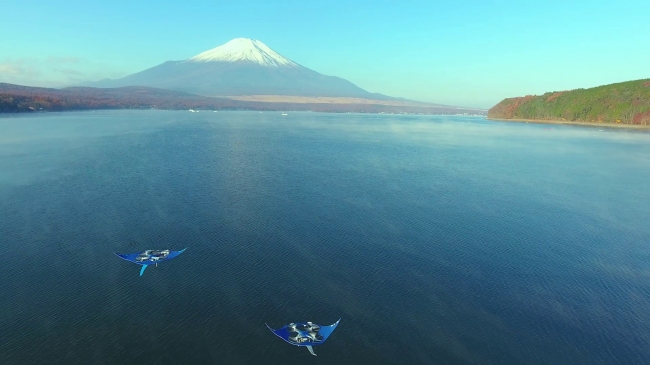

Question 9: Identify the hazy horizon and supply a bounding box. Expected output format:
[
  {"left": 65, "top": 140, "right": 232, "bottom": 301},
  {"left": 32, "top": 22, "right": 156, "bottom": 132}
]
[{"left": 1, "top": 0, "right": 649, "bottom": 109}]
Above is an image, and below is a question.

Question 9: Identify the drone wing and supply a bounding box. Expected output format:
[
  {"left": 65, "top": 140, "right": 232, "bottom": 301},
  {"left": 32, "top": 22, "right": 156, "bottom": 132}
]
[
  {"left": 317, "top": 319, "right": 341, "bottom": 341},
  {"left": 164, "top": 248, "right": 187, "bottom": 261},
  {"left": 114, "top": 252, "right": 142, "bottom": 264}
]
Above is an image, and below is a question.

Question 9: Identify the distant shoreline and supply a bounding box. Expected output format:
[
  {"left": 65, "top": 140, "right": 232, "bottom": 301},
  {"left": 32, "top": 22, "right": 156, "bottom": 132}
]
[
  {"left": 0, "top": 107, "right": 479, "bottom": 116},
  {"left": 1, "top": 83, "right": 487, "bottom": 116},
  {"left": 487, "top": 117, "right": 650, "bottom": 130}
]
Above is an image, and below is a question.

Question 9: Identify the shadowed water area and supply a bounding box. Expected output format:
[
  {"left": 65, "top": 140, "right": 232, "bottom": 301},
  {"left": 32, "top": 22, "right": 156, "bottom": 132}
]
[{"left": 1, "top": 111, "right": 649, "bottom": 364}]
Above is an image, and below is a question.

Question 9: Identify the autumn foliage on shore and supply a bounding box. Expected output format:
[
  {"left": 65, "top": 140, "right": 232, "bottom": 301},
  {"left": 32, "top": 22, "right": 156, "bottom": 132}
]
[{"left": 488, "top": 78, "right": 650, "bottom": 125}]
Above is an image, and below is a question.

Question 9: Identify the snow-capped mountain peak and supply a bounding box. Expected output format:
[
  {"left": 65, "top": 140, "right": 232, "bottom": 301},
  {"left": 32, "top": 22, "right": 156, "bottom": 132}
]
[{"left": 186, "top": 38, "right": 298, "bottom": 67}]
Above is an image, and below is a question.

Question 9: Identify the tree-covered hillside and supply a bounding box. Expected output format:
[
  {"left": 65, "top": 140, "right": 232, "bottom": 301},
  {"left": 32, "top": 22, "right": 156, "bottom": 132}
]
[{"left": 488, "top": 79, "right": 650, "bottom": 125}]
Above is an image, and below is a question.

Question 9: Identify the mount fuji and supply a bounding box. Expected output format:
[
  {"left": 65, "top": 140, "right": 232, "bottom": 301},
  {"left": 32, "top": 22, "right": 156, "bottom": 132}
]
[{"left": 89, "top": 38, "right": 394, "bottom": 99}]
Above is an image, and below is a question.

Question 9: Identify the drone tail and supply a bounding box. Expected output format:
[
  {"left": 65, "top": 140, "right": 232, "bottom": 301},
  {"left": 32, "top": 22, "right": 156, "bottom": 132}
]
[{"left": 306, "top": 346, "right": 316, "bottom": 356}]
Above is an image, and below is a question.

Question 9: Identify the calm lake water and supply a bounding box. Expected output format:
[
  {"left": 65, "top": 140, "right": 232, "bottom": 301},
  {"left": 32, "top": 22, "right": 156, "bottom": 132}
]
[{"left": 1, "top": 111, "right": 649, "bottom": 364}]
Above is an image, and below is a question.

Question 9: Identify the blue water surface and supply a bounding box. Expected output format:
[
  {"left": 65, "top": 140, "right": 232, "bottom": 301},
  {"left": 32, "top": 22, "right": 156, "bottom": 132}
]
[{"left": 0, "top": 110, "right": 649, "bottom": 364}]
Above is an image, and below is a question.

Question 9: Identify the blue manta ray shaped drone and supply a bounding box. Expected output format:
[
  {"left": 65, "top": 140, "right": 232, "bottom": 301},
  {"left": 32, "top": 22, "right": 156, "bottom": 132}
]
[
  {"left": 266, "top": 319, "right": 340, "bottom": 356},
  {"left": 115, "top": 248, "right": 187, "bottom": 276}
]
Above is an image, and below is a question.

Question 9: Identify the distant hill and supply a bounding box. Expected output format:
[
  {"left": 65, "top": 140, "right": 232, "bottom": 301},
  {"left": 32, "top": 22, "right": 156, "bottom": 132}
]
[
  {"left": 87, "top": 38, "right": 397, "bottom": 100},
  {"left": 0, "top": 83, "right": 485, "bottom": 115},
  {"left": 488, "top": 79, "right": 650, "bottom": 125},
  {"left": 0, "top": 83, "right": 231, "bottom": 112}
]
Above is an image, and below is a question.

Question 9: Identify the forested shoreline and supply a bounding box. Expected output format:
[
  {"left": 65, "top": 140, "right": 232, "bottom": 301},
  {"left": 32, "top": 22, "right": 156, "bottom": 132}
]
[{"left": 488, "top": 79, "right": 650, "bottom": 125}]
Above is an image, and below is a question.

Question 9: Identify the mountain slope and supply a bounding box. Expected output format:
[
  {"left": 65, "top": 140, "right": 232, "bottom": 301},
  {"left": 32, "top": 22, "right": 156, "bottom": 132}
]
[
  {"left": 90, "top": 38, "right": 391, "bottom": 99},
  {"left": 488, "top": 79, "right": 650, "bottom": 125}
]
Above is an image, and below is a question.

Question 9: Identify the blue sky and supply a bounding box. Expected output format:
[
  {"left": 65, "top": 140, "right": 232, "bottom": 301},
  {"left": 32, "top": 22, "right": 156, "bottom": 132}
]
[{"left": 1, "top": 0, "right": 649, "bottom": 108}]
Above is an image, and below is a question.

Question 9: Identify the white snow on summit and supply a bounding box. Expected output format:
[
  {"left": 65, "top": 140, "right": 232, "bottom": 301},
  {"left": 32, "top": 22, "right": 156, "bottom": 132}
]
[{"left": 187, "top": 38, "right": 298, "bottom": 67}]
